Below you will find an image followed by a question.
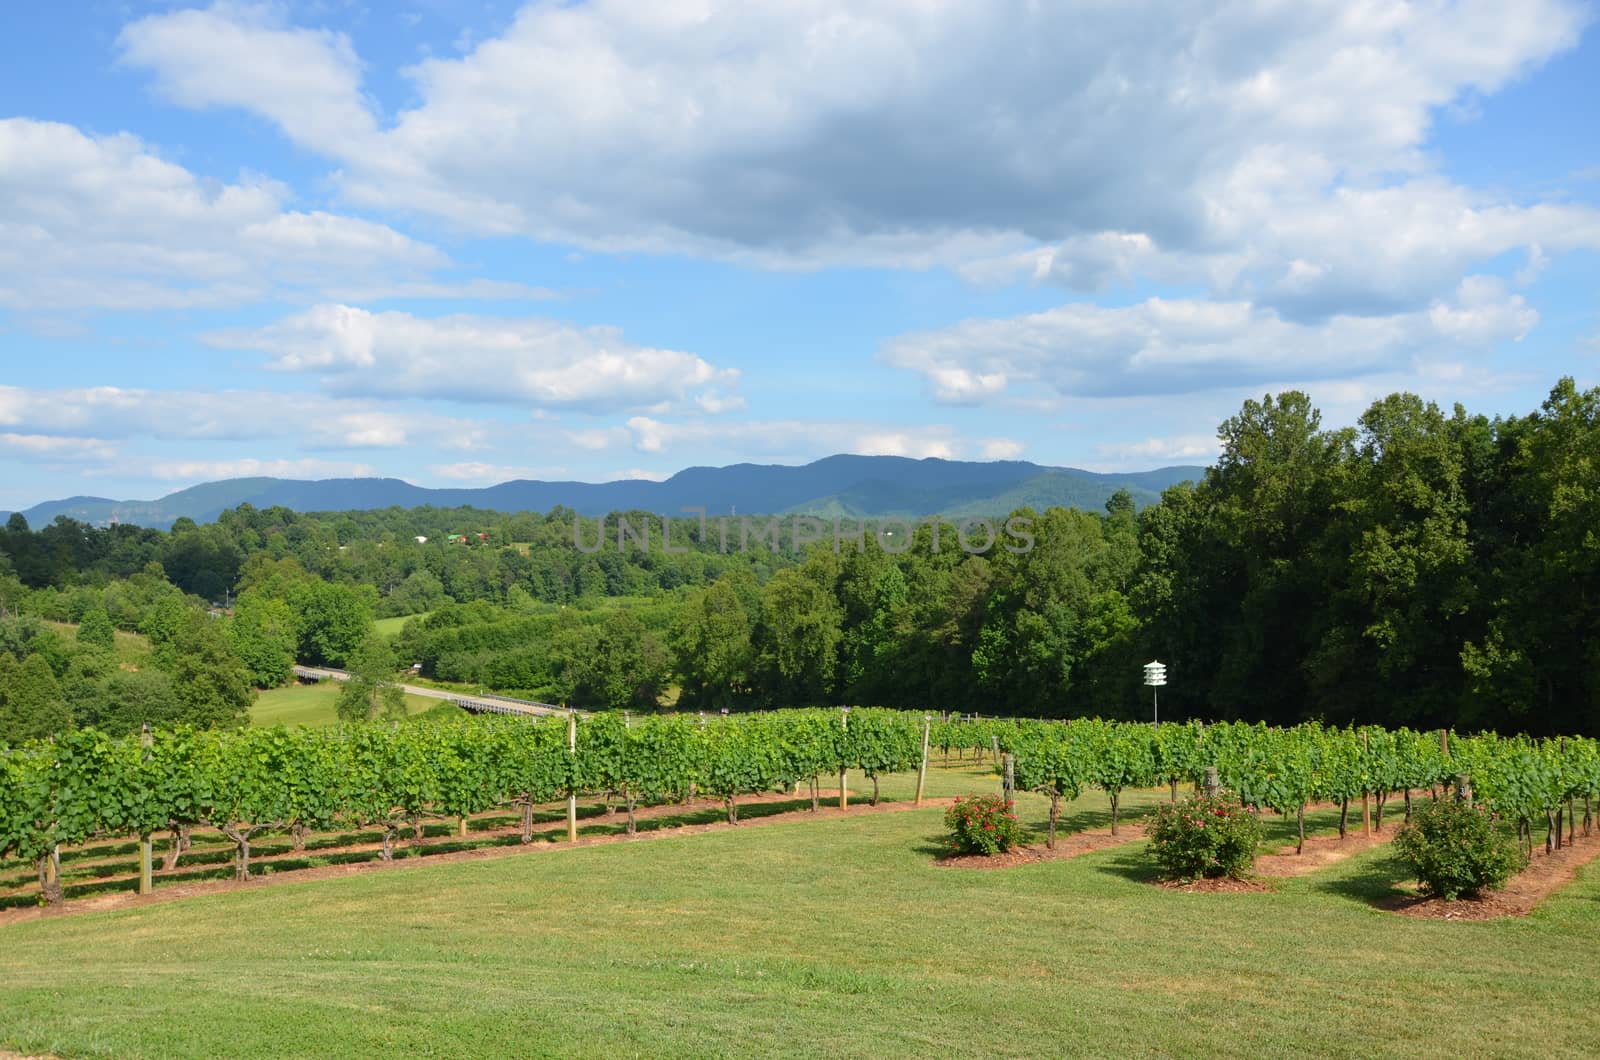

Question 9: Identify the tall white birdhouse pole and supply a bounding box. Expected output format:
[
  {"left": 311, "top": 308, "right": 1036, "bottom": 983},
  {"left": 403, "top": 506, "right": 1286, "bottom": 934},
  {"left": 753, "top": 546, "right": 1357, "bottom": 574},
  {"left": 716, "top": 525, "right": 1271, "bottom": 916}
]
[{"left": 1143, "top": 660, "right": 1167, "bottom": 727}]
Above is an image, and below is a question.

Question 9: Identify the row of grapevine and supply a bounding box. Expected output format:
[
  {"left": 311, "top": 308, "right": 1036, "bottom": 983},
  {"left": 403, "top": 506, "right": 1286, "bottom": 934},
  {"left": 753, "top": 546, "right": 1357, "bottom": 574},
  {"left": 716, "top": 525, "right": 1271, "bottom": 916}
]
[
  {"left": 0, "top": 708, "right": 924, "bottom": 905},
  {"left": 1454, "top": 734, "right": 1600, "bottom": 853},
  {"left": 6, "top": 710, "right": 1598, "bottom": 907},
  {"left": 989, "top": 718, "right": 1600, "bottom": 854}
]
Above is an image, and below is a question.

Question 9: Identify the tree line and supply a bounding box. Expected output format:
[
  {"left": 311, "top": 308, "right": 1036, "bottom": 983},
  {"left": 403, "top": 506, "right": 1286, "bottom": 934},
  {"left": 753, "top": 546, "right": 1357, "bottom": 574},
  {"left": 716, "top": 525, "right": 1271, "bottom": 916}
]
[
  {"left": 4, "top": 378, "right": 1600, "bottom": 735},
  {"left": 2, "top": 501, "right": 787, "bottom": 610},
  {"left": 0, "top": 566, "right": 255, "bottom": 744},
  {"left": 660, "top": 379, "right": 1600, "bottom": 734}
]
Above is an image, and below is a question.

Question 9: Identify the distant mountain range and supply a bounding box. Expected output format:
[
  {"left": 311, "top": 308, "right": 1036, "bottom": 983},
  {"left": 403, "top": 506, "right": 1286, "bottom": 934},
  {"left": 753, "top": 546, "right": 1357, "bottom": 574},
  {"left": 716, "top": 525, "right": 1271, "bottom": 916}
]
[{"left": 1, "top": 455, "right": 1205, "bottom": 530}]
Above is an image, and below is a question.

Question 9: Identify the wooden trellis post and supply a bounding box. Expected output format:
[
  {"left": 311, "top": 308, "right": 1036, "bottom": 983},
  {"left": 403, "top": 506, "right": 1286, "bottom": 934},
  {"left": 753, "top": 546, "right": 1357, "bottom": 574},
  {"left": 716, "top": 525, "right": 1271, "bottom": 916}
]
[
  {"left": 840, "top": 707, "right": 850, "bottom": 810},
  {"left": 566, "top": 709, "right": 579, "bottom": 843},
  {"left": 139, "top": 722, "right": 154, "bottom": 896},
  {"left": 1362, "top": 730, "right": 1372, "bottom": 836},
  {"left": 915, "top": 715, "right": 931, "bottom": 807}
]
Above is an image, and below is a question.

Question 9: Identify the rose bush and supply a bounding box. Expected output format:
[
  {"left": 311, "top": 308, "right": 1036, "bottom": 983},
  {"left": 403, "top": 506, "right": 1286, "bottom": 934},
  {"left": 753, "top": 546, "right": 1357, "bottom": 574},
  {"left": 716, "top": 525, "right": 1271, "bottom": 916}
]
[
  {"left": 944, "top": 793, "right": 1023, "bottom": 855},
  {"left": 1393, "top": 798, "right": 1527, "bottom": 900},
  {"left": 1147, "top": 795, "right": 1261, "bottom": 880}
]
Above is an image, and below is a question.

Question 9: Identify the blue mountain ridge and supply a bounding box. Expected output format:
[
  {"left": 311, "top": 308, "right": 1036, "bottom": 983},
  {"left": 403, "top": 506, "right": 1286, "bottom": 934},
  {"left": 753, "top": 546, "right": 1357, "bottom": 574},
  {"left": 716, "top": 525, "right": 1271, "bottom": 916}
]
[{"left": 3, "top": 455, "right": 1204, "bottom": 529}]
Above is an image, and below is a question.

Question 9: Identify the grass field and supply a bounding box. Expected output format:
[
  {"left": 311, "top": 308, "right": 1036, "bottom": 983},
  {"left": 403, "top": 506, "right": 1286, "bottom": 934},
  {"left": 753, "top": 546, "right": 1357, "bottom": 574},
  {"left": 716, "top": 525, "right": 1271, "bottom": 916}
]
[
  {"left": 2, "top": 764, "right": 1596, "bottom": 1058},
  {"left": 373, "top": 613, "right": 427, "bottom": 640},
  {"left": 42, "top": 620, "right": 152, "bottom": 669},
  {"left": 249, "top": 680, "right": 440, "bottom": 727}
]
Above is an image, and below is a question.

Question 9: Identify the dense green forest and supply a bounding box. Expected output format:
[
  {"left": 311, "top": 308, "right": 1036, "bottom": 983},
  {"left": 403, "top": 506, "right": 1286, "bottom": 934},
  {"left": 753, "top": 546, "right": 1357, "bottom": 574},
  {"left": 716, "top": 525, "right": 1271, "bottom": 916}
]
[{"left": 3, "top": 379, "right": 1599, "bottom": 739}]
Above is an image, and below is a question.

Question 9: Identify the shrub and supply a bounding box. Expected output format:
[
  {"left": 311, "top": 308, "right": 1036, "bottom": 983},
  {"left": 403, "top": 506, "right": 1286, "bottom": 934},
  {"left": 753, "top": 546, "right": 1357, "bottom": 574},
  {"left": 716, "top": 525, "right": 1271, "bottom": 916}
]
[
  {"left": 1147, "top": 795, "right": 1262, "bottom": 880},
  {"left": 1393, "top": 798, "right": 1527, "bottom": 900},
  {"left": 944, "top": 794, "right": 1023, "bottom": 856}
]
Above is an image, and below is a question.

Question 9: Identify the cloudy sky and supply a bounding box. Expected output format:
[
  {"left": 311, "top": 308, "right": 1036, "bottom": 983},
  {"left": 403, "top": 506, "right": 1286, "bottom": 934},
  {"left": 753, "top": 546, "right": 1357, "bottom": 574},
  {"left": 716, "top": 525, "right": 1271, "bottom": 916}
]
[{"left": 2, "top": 0, "right": 1597, "bottom": 510}]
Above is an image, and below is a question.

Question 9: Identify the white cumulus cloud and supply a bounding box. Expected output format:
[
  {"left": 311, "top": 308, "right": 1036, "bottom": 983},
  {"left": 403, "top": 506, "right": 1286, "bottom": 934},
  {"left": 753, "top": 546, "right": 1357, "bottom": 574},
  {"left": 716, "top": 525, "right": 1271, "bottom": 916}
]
[
  {"left": 0, "top": 385, "right": 484, "bottom": 450},
  {"left": 205, "top": 305, "right": 740, "bottom": 414},
  {"left": 0, "top": 433, "right": 118, "bottom": 461},
  {"left": 118, "top": 1, "right": 377, "bottom": 157},
  {"left": 979, "top": 438, "right": 1025, "bottom": 460},
  {"left": 1093, "top": 435, "right": 1223, "bottom": 467},
  {"left": 882, "top": 277, "right": 1538, "bottom": 404},
  {"left": 117, "top": 0, "right": 1591, "bottom": 281},
  {"left": 622, "top": 415, "right": 1005, "bottom": 463},
  {"left": 145, "top": 457, "right": 378, "bottom": 481},
  {"left": 0, "top": 117, "right": 545, "bottom": 310},
  {"left": 431, "top": 462, "right": 567, "bottom": 483}
]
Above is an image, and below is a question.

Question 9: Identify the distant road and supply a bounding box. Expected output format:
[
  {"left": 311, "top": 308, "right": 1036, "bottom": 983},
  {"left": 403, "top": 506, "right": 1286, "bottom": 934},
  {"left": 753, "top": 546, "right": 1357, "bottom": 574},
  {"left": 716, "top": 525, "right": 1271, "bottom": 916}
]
[{"left": 292, "top": 665, "right": 571, "bottom": 718}]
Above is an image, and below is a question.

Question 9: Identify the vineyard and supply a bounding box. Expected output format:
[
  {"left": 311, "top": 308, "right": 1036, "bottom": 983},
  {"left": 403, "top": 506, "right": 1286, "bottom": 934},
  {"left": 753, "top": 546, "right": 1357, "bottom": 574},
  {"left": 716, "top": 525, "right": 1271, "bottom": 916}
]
[{"left": 5, "top": 710, "right": 1599, "bottom": 910}]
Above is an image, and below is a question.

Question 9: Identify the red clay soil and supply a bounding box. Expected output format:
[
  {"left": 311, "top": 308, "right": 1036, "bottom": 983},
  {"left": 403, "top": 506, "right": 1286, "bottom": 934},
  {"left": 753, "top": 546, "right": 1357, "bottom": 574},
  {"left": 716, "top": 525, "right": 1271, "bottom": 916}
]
[
  {"left": 0, "top": 793, "right": 955, "bottom": 929},
  {"left": 1156, "top": 876, "right": 1273, "bottom": 894},
  {"left": 1380, "top": 829, "right": 1600, "bottom": 921},
  {"left": 937, "top": 823, "right": 1147, "bottom": 870},
  {"left": 1254, "top": 828, "right": 1398, "bottom": 878},
  {"left": 1141, "top": 828, "right": 1399, "bottom": 892},
  {"left": 935, "top": 806, "right": 1407, "bottom": 874}
]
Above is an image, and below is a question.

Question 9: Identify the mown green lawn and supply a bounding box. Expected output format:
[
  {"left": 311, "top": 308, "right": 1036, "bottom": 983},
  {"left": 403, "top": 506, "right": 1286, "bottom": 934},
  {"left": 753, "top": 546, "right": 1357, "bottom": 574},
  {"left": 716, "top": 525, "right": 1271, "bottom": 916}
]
[
  {"left": 249, "top": 680, "right": 439, "bottom": 727},
  {"left": 1, "top": 765, "right": 1595, "bottom": 1059}
]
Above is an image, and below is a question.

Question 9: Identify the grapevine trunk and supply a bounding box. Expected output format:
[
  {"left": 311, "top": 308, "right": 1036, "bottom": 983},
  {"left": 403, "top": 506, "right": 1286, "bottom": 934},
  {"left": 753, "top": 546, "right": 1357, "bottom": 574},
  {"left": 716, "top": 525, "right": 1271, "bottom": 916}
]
[{"left": 36, "top": 850, "right": 63, "bottom": 906}]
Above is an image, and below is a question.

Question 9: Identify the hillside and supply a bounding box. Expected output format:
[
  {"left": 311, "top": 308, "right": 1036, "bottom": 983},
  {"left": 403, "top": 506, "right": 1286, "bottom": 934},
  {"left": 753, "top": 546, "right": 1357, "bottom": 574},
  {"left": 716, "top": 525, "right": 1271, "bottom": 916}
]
[{"left": 4, "top": 455, "right": 1203, "bottom": 528}]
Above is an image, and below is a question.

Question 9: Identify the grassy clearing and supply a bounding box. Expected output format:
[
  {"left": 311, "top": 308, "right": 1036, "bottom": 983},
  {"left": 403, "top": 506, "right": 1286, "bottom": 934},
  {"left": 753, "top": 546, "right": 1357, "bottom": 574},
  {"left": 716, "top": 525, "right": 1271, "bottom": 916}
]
[
  {"left": 42, "top": 619, "right": 152, "bottom": 670},
  {"left": 249, "top": 681, "right": 439, "bottom": 728},
  {"left": 2, "top": 765, "right": 1596, "bottom": 1058},
  {"left": 373, "top": 613, "right": 427, "bottom": 640}
]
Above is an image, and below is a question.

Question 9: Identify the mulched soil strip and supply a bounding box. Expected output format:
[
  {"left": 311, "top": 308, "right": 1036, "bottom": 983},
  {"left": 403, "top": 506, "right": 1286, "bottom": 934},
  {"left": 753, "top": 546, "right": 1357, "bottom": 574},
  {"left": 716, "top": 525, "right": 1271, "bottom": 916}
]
[
  {"left": 933, "top": 796, "right": 1422, "bottom": 873},
  {"left": 1141, "top": 831, "right": 1401, "bottom": 892},
  {"left": 0, "top": 795, "right": 956, "bottom": 928},
  {"left": 937, "top": 824, "right": 1148, "bottom": 870},
  {"left": 1137, "top": 791, "right": 1421, "bottom": 883},
  {"left": 1156, "top": 877, "right": 1272, "bottom": 893},
  {"left": 1254, "top": 828, "right": 1398, "bottom": 878},
  {"left": 935, "top": 807, "right": 1413, "bottom": 873},
  {"left": 1379, "top": 829, "right": 1600, "bottom": 921}
]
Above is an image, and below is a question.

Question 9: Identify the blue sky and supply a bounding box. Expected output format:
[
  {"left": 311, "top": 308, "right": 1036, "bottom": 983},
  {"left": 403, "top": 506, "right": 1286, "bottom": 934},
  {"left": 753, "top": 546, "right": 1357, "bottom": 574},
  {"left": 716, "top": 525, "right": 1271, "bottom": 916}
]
[{"left": 1, "top": 0, "right": 1597, "bottom": 511}]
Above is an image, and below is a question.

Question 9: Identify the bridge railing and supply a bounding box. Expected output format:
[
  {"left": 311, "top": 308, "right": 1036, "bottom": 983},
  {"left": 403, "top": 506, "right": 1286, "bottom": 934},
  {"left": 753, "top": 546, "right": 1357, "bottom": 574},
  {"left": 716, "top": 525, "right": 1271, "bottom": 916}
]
[{"left": 447, "top": 695, "right": 564, "bottom": 717}]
